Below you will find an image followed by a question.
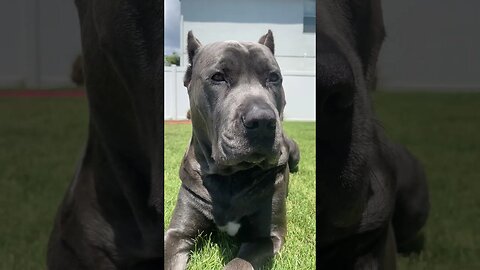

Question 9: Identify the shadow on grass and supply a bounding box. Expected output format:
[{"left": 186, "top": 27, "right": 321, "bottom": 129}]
[
  {"left": 192, "top": 231, "right": 276, "bottom": 269},
  {"left": 397, "top": 231, "right": 426, "bottom": 256}
]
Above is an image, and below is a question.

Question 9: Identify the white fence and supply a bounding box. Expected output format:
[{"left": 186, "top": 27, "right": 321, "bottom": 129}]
[
  {"left": 0, "top": 1, "right": 81, "bottom": 89},
  {"left": 164, "top": 66, "right": 316, "bottom": 121}
]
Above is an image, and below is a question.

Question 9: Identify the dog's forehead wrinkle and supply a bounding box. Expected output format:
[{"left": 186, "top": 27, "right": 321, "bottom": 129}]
[
  {"left": 223, "top": 40, "right": 244, "bottom": 47},
  {"left": 204, "top": 41, "right": 268, "bottom": 57},
  {"left": 204, "top": 41, "right": 248, "bottom": 53},
  {"left": 198, "top": 44, "right": 247, "bottom": 70},
  {"left": 197, "top": 42, "right": 279, "bottom": 76}
]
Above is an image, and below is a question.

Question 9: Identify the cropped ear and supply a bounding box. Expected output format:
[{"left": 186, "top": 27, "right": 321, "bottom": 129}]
[
  {"left": 349, "top": 0, "right": 386, "bottom": 90},
  {"left": 258, "top": 29, "right": 275, "bottom": 54},
  {"left": 187, "top": 30, "right": 202, "bottom": 64},
  {"left": 184, "top": 31, "right": 202, "bottom": 87}
]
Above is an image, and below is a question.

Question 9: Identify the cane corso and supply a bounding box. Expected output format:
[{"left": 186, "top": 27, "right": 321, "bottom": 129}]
[
  {"left": 164, "top": 31, "right": 300, "bottom": 270},
  {"left": 47, "top": 1, "right": 164, "bottom": 269},
  {"left": 316, "top": 0, "right": 429, "bottom": 269},
  {"left": 71, "top": 54, "right": 84, "bottom": 87}
]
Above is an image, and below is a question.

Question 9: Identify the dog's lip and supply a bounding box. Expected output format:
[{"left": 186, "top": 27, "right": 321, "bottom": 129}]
[
  {"left": 214, "top": 148, "right": 281, "bottom": 169},
  {"left": 246, "top": 153, "right": 267, "bottom": 163},
  {"left": 215, "top": 131, "right": 281, "bottom": 168},
  {"left": 214, "top": 153, "right": 266, "bottom": 166}
]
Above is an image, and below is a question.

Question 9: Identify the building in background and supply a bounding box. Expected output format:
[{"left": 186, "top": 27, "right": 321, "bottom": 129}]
[
  {"left": 179, "top": 0, "right": 316, "bottom": 73},
  {"left": 0, "top": 0, "right": 479, "bottom": 90},
  {"left": 377, "top": 0, "right": 480, "bottom": 90},
  {"left": 0, "top": 1, "right": 81, "bottom": 89},
  {"left": 165, "top": 0, "right": 316, "bottom": 120}
]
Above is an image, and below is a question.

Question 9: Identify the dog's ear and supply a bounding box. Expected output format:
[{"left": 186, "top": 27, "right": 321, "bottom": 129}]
[
  {"left": 348, "top": 0, "right": 386, "bottom": 90},
  {"left": 187, "top": 31, "right": 202, "bottom": 64},
  {"left": 184, "top": 31, "right": 202, "bottom": 87},
  {"left": 258, "top": 29, "right": 274, "bottom": 54}
]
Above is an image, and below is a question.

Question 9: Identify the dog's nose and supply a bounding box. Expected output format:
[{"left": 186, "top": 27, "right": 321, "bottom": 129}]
[{"left": 242, "top": 104, "right": 276, "bottom": 136}]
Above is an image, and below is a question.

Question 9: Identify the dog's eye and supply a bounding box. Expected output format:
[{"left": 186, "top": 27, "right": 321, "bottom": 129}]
[
  {"left": 211, "top": 72, "right": 226, "bottom": 82},
  {"left": 267, "top": 72, "right": 281, "bottom": 83}
]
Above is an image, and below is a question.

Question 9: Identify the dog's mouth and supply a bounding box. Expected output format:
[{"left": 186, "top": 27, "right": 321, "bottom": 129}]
[
  {"left": 236, "top": 153, "right": 272, "bottom": 167},
  {"left": 213, "top": 137, "right": 281, "bottom": 169},
  {"left": 207, "top": 133, "right": 290, "bottom": 175},
  {"left": 213, "top": 155, "right": 279, "bottom": 172},
  {"left": 208, "top": 114, "right": 288, "bottom": 172}
]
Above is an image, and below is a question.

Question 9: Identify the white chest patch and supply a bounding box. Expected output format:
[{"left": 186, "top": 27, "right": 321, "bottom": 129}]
[{"left": 218, "top": 222, "right": 241, "bottom": 236}]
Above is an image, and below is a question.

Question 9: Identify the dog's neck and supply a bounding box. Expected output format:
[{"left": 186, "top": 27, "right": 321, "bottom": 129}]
[
  {"left": 188, "top": 131, "right": 250, "bottom": 176},
  {"left": 317, "top": 90, "right": 376, "bottom": 228},
  {"left": 79, "top": 54, "right": 164, "bottom": 248},
  {"left": 179, "top": 132, "right": 287, "bottom": 204}
]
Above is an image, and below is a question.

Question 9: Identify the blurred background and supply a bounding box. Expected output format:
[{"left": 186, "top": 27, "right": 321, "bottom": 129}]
[
  {"left": 1, "top": 0, "right": 479, "bottom": 90},
  {"left": 0, "top": 0, "right": 479, "bottom": 269}
]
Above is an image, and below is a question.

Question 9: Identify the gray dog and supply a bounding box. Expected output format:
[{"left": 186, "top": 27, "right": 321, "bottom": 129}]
[
  {"left": 315, "top": 0, "right": 430, "bottom": 269},
  {"left": 164, "top": 30, "right": 300, "bottom": 270},
  {"left": 47, "top": 1, "right": 164, "bottom": 269}
]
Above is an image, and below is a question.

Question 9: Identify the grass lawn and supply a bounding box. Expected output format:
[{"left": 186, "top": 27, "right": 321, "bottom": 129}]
[
  {"left": 373, "top": 92, "right": 480, "bottom": 270},
  {"left": 164, "top": 121, "right": 316, "bottom": 270},
  {"left": 0, "top": 97, "right": 88, "bottom": 270},
  {"left": 0, "top": 91, "right": 479, "bottom": 269}
]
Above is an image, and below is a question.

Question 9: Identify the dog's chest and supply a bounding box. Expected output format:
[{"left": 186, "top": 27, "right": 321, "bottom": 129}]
[
  {"left": 203, "top": 170, "right": 277, "bottom": 236},
  {"left": 217, "top": 221, "right": 242, "bottom": 236}
]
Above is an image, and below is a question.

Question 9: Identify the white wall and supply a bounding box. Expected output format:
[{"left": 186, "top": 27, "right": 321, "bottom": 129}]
[
  {"left": 164, "top": 66, "right": 189, "bottom": 120},
  {"left": 0, "top": 0, "right": 32, "bottom": 87},
  {"left": 179, "top": 0, "right": 316, "bottom": 72},
  {"left": 164, "top": 66, "right": 315, "bottom": 121},
  {"left": 3, "top": 1, "right": 479, "bottom": 91},
  {"left": 0, "top": 0, "right": 81, "bottom": 89},
  {"left": 378, "top": 0, "right": 480, "bottom": 90},
  {"left": 281, "top": 70, "right": 316, "bottom": 121}
]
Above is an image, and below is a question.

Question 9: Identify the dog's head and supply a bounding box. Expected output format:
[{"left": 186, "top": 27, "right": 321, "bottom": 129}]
[
  {"left": 316, "top": 0, "right": 385, "bottom": 140},
  {"left": 184, "top": 31, "right": 288, "bottom": 172},
  {"left": 314, "top": 1, "right": 387, "bottom": 226}
]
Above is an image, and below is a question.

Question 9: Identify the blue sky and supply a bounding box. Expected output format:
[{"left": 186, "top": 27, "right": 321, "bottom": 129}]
[{"left": 164, "top": 0, "right": 181, "bottom": 55}]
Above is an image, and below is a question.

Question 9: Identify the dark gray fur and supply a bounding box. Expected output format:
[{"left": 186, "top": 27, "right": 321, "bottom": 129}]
[
  {"left": 315, "top": 0, "right": 429, "bottom": 269},
  {"left": 164, "top": 31, "right": 300, "bottom": 270},
  {"left": 47, "top": 1, "right": 164, "bottom": 269}
]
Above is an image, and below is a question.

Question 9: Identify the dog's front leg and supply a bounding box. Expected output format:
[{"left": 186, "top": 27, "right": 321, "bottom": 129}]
[
  {"left": 164, "top": 228, "right": 194, "bottom": 270},
  {"left": 354, "top": 224, "right": 397, "bottom": 270},
  {"left": 284, "top": 135, "right": 300, "bottom": 173},
  {"left": 164, "top": 187, "right": 212, "bottom": 270},
  {"left": 224, "top": 237, "right": 275, "bottom": 270},
  {"left": 225, "top": 199, "right": 287, "bottom": 270}
]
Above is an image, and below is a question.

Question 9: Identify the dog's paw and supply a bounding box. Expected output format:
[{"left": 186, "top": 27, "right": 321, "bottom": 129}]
[
  {"left": 289, "top": 163, "right": 299, "bottom": 173},
  {"left": 285, "top": 137, "right": 300, "bottom": 173},
  {"left": 223, "top": 258, "right": 254, "bottom": 270}
]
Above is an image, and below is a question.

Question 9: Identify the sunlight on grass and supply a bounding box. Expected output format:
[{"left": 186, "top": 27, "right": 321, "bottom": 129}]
[
  {"left": 164, "top": 121, "right": 317, "bottom": 270},
  {"left": 0, "top": 92, "right": 479, "bottom": 269}
]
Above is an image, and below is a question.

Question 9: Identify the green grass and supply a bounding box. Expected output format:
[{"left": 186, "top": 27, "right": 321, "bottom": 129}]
[
  {"left": 0, "top": 92, "right": 479, "bottom": 269},
  {"left": 0, "top": 98, "right": 88, "bottom": 270},
  {"left": 164, "top": 121, "right": 316, "bottom": 270},
  {"left": 373, "top": 92, "right": 480, "bottom": 270}
]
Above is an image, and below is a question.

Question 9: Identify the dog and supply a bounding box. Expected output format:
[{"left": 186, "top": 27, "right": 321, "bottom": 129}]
[
  {"left": 164, "top": 30, "right": 300, "bottom": 270},
  {"left": 47, "top": 1, "right": 164, "bottom": 269},
  {"left": 315, "top": 0, "right": 430, "bottom": 268},
  {"left": 70, "top": 54, "right": 84, "bottom": 86}
]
